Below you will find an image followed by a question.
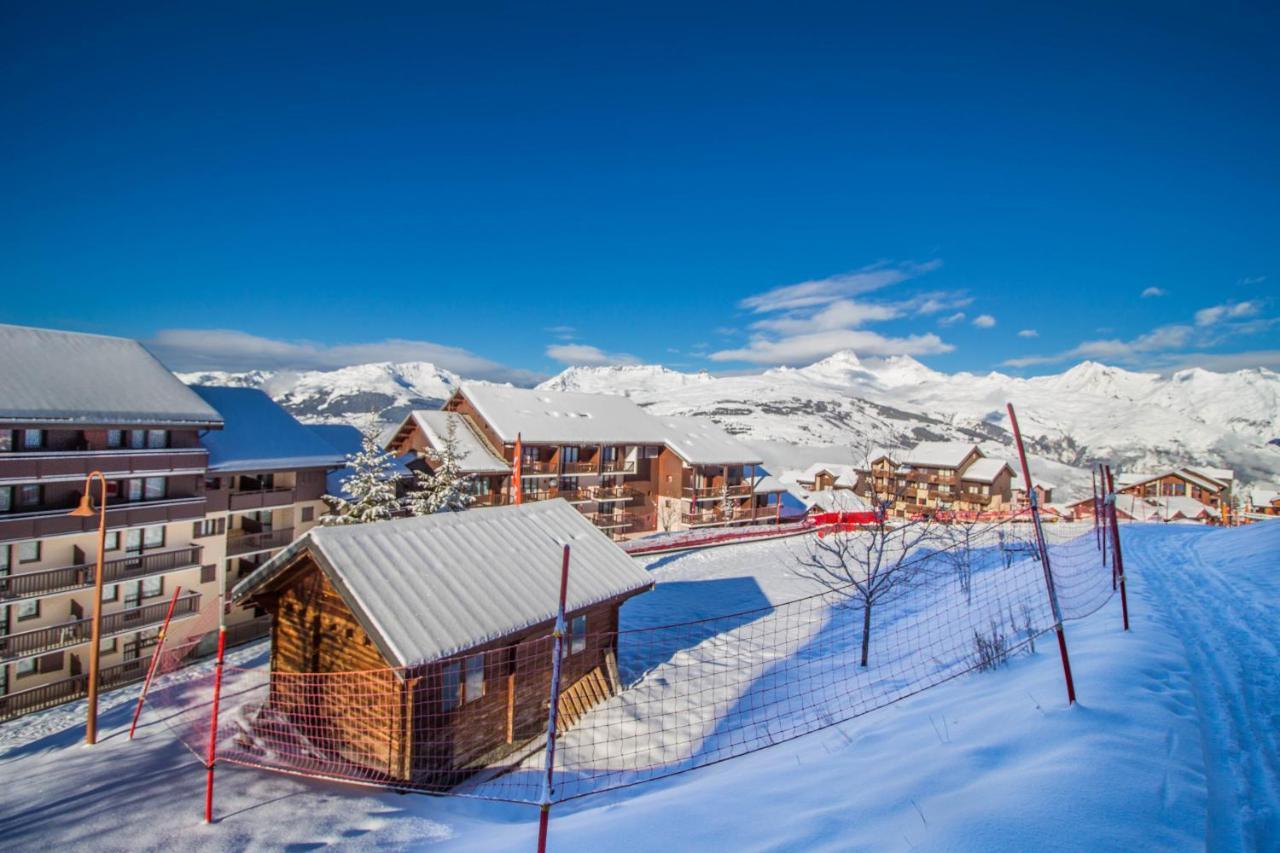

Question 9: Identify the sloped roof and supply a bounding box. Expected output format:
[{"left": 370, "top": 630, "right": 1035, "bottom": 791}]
[
  {"left": 190, "top": 386, "right": 345, "bottom": 473},
  {"left": 306, "top": 423, "right": 414, "bottom": 499},
  {"left": 405, "top": 410, "right": 510, "bottom": 474},
  {"left": 1119, "top": 468, "right": 1225, "bottom": 494},
  {"left": 902, "top": 441, "right": 978, "bottom": 469},
  {"left": 232, "top": 500, "right": 654, "bottom": 667},
  {"left": 798, "top": 462, "right": 860, "bottom": 488},
  {"left": 656, "top": 416, "right": 763, "bottom": 466},
  {"left": 751, "top": 473, "right": 789, "bottom": 495},
  {"left": 458, "top": 383, "right": 667, "bottom": 445},
  {"left": 0, "top": 324, "right": 223, "bottom": 427},
  {"left": 961, "top": 457, "right": 1014, "bottom": 483},
  {"left": 1152, "top": 495, "right": 1217, "bottom": 520},
  {"left": 806, "top": 489, "right": 871, "bottom": 512},
  {"left": 1186, "top": 466, "right": 1234, "bottom": 488}
]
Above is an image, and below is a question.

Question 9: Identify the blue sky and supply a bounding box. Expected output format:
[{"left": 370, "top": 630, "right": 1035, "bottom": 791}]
[{"left": 2, "top": 2, "right": 1277, "bottom": 383}]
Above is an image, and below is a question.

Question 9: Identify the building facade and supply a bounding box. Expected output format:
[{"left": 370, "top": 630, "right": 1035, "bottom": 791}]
[{"left": 852, "top": 442, "right": 1015, "bottom": 520}]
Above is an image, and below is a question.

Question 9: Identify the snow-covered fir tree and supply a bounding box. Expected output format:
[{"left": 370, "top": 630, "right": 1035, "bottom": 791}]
[
  {"left": 321, "top": 423, "right": 401, "bottom": 525},
  {"left": 406, "top": 418, "right": 475, "bottom": 515}
]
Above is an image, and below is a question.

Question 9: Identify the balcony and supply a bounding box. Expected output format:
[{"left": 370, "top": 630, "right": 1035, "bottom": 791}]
[
  {"left": 0, "top": 495, "right": 206, "bottom": 542},
  {"left": 228, "top": 486, "right": 296, "bottom": 512},
  {"left": 517, "top": 459, "right": 555, "bottom": 475},
  {"left": 0, "top": 592, "right": 201, "bottom": 664},
  {"left": 560, "top": 460, "right": 598, "bottom": 475},
  {"left": 681, "top": 506, "right": 761, "bottom": 527},
  {"left": 599, "top": 459, "right": 632, "bottom": 474},
  {"left": 0, "top": 655, "right": 153, "bottom": 722},
  {"left": 684, "top": 483, "right": 753, "bottom": 500},
  {"left": 0, "top": 545, "right": 203, "bottom": 603},
  {"left": 590, "top": 485, "right": 641, "bottom": 502},
  {"left": 0, "top": 448, "right": 207, "bottom": 483},
  {"left": 226, "top": 526, "right": 295, "bottom": 557},
  {"left": 470, "top": 493, "right": 509, "bottom": 507}
]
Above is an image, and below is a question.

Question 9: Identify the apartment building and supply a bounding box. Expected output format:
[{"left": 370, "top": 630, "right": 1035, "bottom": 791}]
[
  {"left": 188, "top": 386, "right": 346, "bottom": 635},
  {"left": 852, "top": 442, "right": 1015, "bottom": 519},
  {"left": 1116, "top": 466, "right": 1232, "bottom": 514},
  {"left": 388, "top": 384, "right": 775, "bottom": 537},
  {"left": 0, "top": 325, "right": 224, "bottom": 715}
]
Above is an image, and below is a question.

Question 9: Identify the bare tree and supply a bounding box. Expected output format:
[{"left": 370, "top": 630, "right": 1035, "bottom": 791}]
[
  {"left": 658, "top": 499, "right": 681, "bottom": 532},
  {"left": 938, "top": 517, "right": 986, "bottom": 604}
]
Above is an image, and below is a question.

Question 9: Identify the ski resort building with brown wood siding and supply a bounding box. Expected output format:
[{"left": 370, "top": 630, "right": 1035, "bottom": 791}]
[
  {"left": 231, "top": 500, "right": 653, "bottom": 787},
  {"left": 851, "top": 442, "right": 1016, "bottom": 519}
]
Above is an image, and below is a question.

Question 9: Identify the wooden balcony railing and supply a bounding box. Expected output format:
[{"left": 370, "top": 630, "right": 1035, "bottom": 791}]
[
  {"left": 681, "top": 506, "right": 761, "bottom": 526},
  {"left": 228, "top": 486, "right": 296, "bottom": 512},
  {"left": 0, "top": 655, "right": 153, "bottom": 722},
  {"left": 226, "top": 526, "right": 295, "bottom": 556},
  {"left": 0, "top": 593, "right": 201, "bottom": 664},
  {"left": 560, "top": 460, "right": 598, "bottom": 475},
  {"left": 0, "top": 545, "right": 203, "bottom": 603},
  {"left": 469, "top": 493, "right": 508, "bottom": 507},
  {"left": 517, "top": 459, "right": 554, "bottom": 474},
  {"left": 684, "top": 483, "right": 753, "bottom": 500}
]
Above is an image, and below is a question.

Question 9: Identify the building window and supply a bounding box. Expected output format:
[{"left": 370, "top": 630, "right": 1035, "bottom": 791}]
[
  {"left": 464, "top": 653, "right": 485, "bottom": 703},
  {"left": 100, "top": 637, "right": 117, "bottom": 654},
  {"left": 441, "top": 660, "right": 462, "bottom": 712},
  {"left": 141, "top": 575, "right": 164, "bottom": 600},
  {"left": 17, "top": 485, "right": 41, "bottom": 507},
  {"left": 22, "top": 430, "right": 44, "bottom": 450},
  {"left": 146, "top": 430, "right": 168, "bottom": 449},
  {"left": 143, "top": 524, "right": 165, "bottom": 548},
  {"left": 567, "top": 614, "right": 587, "bottom": 656},
  {"left": 0, "top": 544, "right": 8, "bottom": 573},
  {"left": 0, "top": 486, "right": 10, "bottom": 513},
  {"left": 200, "top": 564, "right": 217, "bottom": 584},
  {"left": 103, "top": 530, "right": 120, "bottom": 551},
  {"left": 0, "top": 431, "right": 12, "bottom": 452},
  {"left": 128, "top": 430, "right": 147, "bottom": 449},
  {"left": 17, "top": 599, "right": 39, "bottom": 621},
  {"left": 126, "top": 479, "right": 143, "bottom": 502},
  {"left": 106, "top": 429, "right": 124, "bottom": 448},
  {"left": 16, "top": 658, "right": 37, "bottom": 678},
  {"left": 144, "top": 477, "right": 166, "bottom": 501},
  {"left": 301, "top": 506, "right": 314, "bottom": 523},
  {"left": 18, "top": 541, "right": 40, "bottom": 563},
  {"left": 102, "top": 582, "right": 119, "bottom": 602}
]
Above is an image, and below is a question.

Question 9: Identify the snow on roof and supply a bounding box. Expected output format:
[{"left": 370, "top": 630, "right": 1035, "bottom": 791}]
[
  {"left": 307, "top": 424, "right": 414, "bottom": 499},
  {"left": 961, "top": 457, "right": 1014, "bottom": 483},
  {"left": 0, "top": 324, "right": 223, "bottom": 427},
  {"left": 1120, "top": 468, "right": 1225, "bottom": 493},
  {"left": 1250, "top": 488, "right": 1280, "bottom": 507},
  {"left": 232, "top": 500, "right": 654, "bottom": 667},
  {"left": 1151, "top": 496, "right": 1216, "bottom": 520},
  {"left": 805, "top": 489, "right": 871, "bottom": 512},
  {"left": 1186, "top": 466, "right": 1234, "bottom": 487},
  {"left": 902, "top": 441, "right": 978, "bottom": 469},
  {"left": 656, "top": 416, "right": 763, "bottom": 466},
  {"left": 798, "top": 462, "right": 860, "bottom": 487},
  {"left": 751, "top": 473, "right": 789, "bottom": 494},
  {"left": 459, "top": 383, "right": 667, "bottom": 445},
  {"left": 408, "top": 410, "right": 510, "bottom": 474},
  {"left": 190, "top": 386, "right": 346, "bottom": 474}
]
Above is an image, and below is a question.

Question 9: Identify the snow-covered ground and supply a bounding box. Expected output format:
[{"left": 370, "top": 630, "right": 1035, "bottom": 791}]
[{"left": 2, "top": 522, "right": 1277, "bottom": 851}]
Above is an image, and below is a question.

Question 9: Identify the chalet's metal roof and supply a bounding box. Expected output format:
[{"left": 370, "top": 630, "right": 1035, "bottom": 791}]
[
  {"left": 656, "top": 416, "right": 763, "bottom": 466},
  {"left": 404, "top": 410, "right": 510, "bottom": 474},
  {"left": 797, "top": 462, "right": 860, "bottom": 488},
  {"left": 0, "top": 324, "right": 223, "bottom": 427},
  {"left": 960, "top": 457, "right": 1014, "bottom": 484},
  {"left": 459, "top": 383, "right": 668, "bottom": 446},
  {"left": 232, "top": 500, "right": 654, "bottom": 667},
  {"left": 190, "top": 386, "right": 346, "bottom": 473},
  {"left": 901, "top": 441, "right": 978, "bottom": 469}
]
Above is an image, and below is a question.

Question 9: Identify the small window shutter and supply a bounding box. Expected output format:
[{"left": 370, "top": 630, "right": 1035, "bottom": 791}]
[
  {"left": 193, "top": 521, "right": 202, "bottom": 538},
  {"left": 217, "top": 518, "right": 226, "bottom": 535},
  {"left": 201, "top": 564, "right": 216, "bottom": 583},
  {"left": 39, "top": 651, "right": 64, "bottom": 673}
]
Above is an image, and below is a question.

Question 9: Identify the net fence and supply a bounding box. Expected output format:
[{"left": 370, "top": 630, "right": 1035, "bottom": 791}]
[{"left": 139, "top": 509, "right": 1120, "bottom": 806}]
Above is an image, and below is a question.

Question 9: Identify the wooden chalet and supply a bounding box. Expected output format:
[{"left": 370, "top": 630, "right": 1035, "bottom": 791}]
[
  {"left": 231, "top": 500, "right": 653, "bottom": 788},
  {"left": 852, "top": 442, "right": 1015, "bottom": 519}
]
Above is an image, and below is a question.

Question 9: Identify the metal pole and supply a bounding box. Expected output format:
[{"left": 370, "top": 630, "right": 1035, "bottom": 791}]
[
  {"left": 536, "top": 544, "right": 571, "bottom": 853},
  {"left": 129, "top": 584, "right": 183, "bottom": 739},
  {"left": 204, "top": 625, "right": 227, "bottom": 823},
  {"left": 1104, "top": 467, "right": 1131, "bottom": 632},
  {"left": 1007, "top": 404, "right": 1076, "bottom": 705},
  {"left": 85, "top": 472, "right": 108, "bottom": 745}
]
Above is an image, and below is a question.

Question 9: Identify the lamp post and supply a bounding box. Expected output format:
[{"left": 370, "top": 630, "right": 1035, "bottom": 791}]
[{"left": 68, "top": 470, "right": 108, "bottom": 745}]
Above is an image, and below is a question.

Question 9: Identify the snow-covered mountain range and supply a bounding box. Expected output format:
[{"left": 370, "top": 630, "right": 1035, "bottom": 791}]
[{"left": 178, "top": 352, "right": 1280, "bottom": 500}]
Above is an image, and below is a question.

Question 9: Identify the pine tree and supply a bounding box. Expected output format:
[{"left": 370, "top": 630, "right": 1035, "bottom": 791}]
[
  {"left": 406, "top": 418, "right": 475, "bottom": 515},
  {"left": 321, "top": 423, "right": 401, "bottom": 526}
]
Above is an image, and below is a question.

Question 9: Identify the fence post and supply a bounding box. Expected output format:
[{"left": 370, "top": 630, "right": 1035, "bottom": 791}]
[
  {"left": 203, "top": 625, "right": 227, "bottom": 823},
  {"left": 1104, "top": 467, "right": 1131, "bottom": 632},
  {"left": 537, "top": 544, "right": 571, "bottom": 853},
  {"left": 128, "top": 585, "right": 183, "bottom": 740},
  {"left": 1007, "top": 404, "right": 1076, "bottom": 705}
]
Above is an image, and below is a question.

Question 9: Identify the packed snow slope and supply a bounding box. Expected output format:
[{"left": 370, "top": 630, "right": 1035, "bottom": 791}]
[{"left": 2, "top": 521, "right": 1277, "bottom": 851}]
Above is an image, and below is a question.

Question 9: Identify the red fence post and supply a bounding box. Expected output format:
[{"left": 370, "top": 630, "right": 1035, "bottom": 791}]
[
  {"left": 128, "top": 585, "right": 182, "bottom": 740},
  {"left": 1007, "top": 404, "right": 1077, "bottom": 706},
  {"left": 1104, "top": 467, "right": 1131, "bottom": 632},
  {"left": 204, "top": 625, "right": 227, "bottom": 824},
  {"left": 536, "top": 544, "right": 571, "bottom": 853}
]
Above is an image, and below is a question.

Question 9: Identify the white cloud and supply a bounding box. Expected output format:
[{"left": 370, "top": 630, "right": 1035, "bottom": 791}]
[
  {"left": 710, "top": 329, "right": 953, "bottom": 365},
  {"left": 1238, "top": 275, "right": 1266, "bottom": 286},
  {"left": 545, "top": 325, "right": 576, "bottom": 341},
  {"left": 937, "top": 312, "right": 966, "bottom": 326},
  {"left": 738, "top": 260, "right": 942, "bottom": 313},
  {"left": 544, "top": 343, "right": 639, "bottom": 367},
  {"left": 1194, "top": 301, "right": 1260, "bottom": 327},
  {"left": 972, "top": 314, "right": 997, "bottom": 329},
  {"left": 149, "top": 328, "right": 541, "bottom": 384},
  {"left": 1141, "top": 286, "right": 1166, "bottom": 298},
  {"left": 1017, "top": 329, "right": 1038, "bottom": 338},
  {"left": 752, "top": 299, "right": 902, "bottom": 335}
]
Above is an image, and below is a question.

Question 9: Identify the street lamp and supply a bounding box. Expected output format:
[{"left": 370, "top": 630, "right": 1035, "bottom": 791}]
[{"left": 68, "top": 470, "right": 108, "bottom": 746}]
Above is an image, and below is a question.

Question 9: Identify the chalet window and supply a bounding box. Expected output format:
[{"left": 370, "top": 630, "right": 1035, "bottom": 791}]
[
  {"left": 471, "top": 478, "right": 491, "bottom": 496},
  {"left": 141, "top": 575, "right": 164, "bottom": 600},
  {"left": 201, "top": 564, "right": 217, "bottom": 584},
  {"left": 464, "top": 653, "right": 485, "bottom": 703},
  {"left": 17, "top": 484, "right": 41, "bottom": 507},
  {"left": 143, "top": 525, "right": 165, "bottom": 548},
  {"left": 0, "top": 486, "right": 10, "bottom": 512},
  {"left": 644, "top": 446, "right": 660, "bottom": 458},
  {"left": 441, "top": 660, "right": 462, "bottom": 712},
  {"left": 194, "top": 518, "right": 220, "bottom": 537},
  {"left": 18, "top": 541, "right": 40, "bottom": 563},
  {"left": 106, "top": 429, "right": 124, "bottom": 448},
  {"left": 104, "top": 531, "right": 120, "bottom": 551},
  {"left": 38, "top": 652, "right": 64, "bottom": 673},
  {"left": 100, "top": 637, "right": 117, "bottom": 654},
  {"left": 301, "top": 506, "right": 314, "bottom": 523},
  {"left": 102, "top": 583, "right": 118, "bottom": 602},
  {"left": 126, "top": 479, "right": 143, "bottom": 502},
  {"left": 561, "top": 446, "right": 579, "bottom": 463},
  {"left": 146, "top": 430, "right": 168, "bottom": 449},
  {"left": 565, "top": 614, "right": 587, "bottom": 656},
  {"left": 22, "top": 429, "right": 44, "bottom": 450},
  {"left": 129, "top": 430, "right": 147, "bottom": 449},
  {"left": 16, "top": 658, "right": 37, "bottom": 678},
  {"left": 144, "top": 477, "right": 166, "bottom": 501},
  {"left": 0, "top": 430, "right": 11, "bottom": 452},
  {"left": 17, "top": 598, "right": 39, "bottom": 621},
  {"left": 0, "top": 544, "right": 8, "bottom": 573}
]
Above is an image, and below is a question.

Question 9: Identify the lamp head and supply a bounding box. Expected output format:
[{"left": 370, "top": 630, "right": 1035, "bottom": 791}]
[{"left": 69, "top": 494, "right": 95, "bottom": 518}]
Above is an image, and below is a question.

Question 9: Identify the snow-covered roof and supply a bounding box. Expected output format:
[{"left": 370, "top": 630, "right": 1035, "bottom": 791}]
[
  {"left": 307, "top": 423, "right": 415, "bottom": 499},
  {"left": 751, "top": 473, "right": 789, "bottom": 495},
  {"left": 458, "top": 383, "right": 668, "bottom": 445},
  {"left": 1250, "top": 488, "right": 1279, "bottom": 508},
  {"left": 1152, "top": 496, "right": 1217, "bottom": 520},
  {"left": 405, "top": 410, "right": 510, "bottom": 475},
  {"left": 1186, "top": 466, "right": 1234, "bottom": 487},
  {"left": 961, "top": 457, "right": 1014, "bottom": 484},
  {"left": 656, "top": 416, "right": 763, "bottom": 466},
  {"left": 1119, "top": 468, "right": 1225, "bottom": 494},
  {"left": 0, "top": 324, "right": 223, "bottom": 427},
  {"left": 797, "top": 462, "right": 860, "bottom": 488},
  {"left": 190, "top": 386, "right": 346, "bottom": 474},
  {"left": 232, "top": 500, "right": 654, "bottom": 667},
  {"left": 902, "top": 441, "right": 978, "bottom": 469},
  {"left": 806, "top": 489, "right": 871, "bottom": 512}
]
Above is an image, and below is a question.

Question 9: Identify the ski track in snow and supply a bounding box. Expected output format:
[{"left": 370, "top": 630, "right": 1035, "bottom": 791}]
[{"left": 1125, "top": 524, "right": 1280, "bottom": 851}]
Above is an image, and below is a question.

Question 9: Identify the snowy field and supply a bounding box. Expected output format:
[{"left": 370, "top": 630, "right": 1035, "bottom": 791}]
[{"left": 1, "top": 522, "right": 1277, "bottom": 851}]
